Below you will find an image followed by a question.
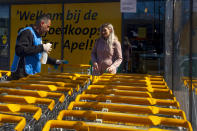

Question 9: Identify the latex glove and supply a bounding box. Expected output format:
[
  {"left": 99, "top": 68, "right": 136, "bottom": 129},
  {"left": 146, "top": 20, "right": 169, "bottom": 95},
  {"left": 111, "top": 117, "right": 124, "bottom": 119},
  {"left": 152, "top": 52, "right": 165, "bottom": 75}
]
[
  {"left": 43, "top": 43, "right": 52, "bottom": 53},
  {"left": 56, "top": 60, "right": 69, "bottom": 64}
]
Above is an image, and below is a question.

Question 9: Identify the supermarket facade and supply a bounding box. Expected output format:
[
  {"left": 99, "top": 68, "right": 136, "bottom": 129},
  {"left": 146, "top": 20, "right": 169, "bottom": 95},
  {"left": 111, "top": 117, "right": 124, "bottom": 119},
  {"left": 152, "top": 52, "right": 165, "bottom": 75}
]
[
  {"left": 0, "top": 0, "right": 197, "bottom": 129},
  {"left": 0, "top": 0, "right": 166, "bottom": 73}
]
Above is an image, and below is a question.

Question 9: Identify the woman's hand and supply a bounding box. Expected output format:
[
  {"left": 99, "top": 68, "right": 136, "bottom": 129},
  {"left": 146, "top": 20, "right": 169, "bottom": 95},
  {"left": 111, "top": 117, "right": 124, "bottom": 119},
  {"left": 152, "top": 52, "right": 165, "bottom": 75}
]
[{"left": 106, "top": 65, "right": 115, "bottom": 73}]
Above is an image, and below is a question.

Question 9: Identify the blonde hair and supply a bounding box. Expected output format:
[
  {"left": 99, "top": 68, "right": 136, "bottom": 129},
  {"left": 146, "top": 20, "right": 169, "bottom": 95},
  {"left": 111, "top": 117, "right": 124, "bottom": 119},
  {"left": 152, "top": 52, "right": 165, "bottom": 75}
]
[{"left": 100, "top": 23, "right": 118, "bottom": 47}]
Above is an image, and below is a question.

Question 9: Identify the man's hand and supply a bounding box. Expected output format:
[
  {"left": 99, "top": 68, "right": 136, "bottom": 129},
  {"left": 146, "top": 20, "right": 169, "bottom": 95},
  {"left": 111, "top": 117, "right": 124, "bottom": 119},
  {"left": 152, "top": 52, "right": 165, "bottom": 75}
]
[
  {"left": 56, "top": 60, "right": 69, "bottom": 64},
  {"left": 43, "top": 43, "right": 52, "bottom": 53}
]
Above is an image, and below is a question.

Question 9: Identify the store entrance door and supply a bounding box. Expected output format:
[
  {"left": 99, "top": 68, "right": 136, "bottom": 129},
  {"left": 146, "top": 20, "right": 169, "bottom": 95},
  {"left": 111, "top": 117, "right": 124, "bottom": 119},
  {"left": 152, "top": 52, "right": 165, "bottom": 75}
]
[{"left": 122, "top": 0, "right": 165, "bottom": 75}]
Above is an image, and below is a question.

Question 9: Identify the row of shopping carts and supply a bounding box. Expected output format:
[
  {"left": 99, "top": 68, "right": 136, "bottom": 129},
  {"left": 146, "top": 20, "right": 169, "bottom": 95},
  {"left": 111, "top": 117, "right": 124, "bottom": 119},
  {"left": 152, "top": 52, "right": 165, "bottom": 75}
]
[
  {"left": 0, "top": 67, "right": 92, "bottom": 131},
  {"left": 0, "top": 66, "right": 194, "bottom": 131},
  {"left": 42, "top": 73, "right": 193, "bottom": 131},
  {"left": 183, "top": 77, "right": 197, "bottom": 130}
]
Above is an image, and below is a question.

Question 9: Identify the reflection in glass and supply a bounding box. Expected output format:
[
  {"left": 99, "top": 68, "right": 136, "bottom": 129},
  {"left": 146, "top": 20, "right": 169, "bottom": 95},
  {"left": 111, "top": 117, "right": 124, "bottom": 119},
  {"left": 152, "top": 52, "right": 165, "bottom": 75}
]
[{"left": 0, "top": 5, "right": 9, "bottom": 70}]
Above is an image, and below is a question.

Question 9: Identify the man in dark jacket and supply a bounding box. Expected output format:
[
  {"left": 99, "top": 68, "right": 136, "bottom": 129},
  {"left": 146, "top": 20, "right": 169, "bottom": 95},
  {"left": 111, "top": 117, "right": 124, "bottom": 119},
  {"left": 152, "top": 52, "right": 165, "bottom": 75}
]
[{"left": 10, "top": 15, "right": 63, "bottom": 80}]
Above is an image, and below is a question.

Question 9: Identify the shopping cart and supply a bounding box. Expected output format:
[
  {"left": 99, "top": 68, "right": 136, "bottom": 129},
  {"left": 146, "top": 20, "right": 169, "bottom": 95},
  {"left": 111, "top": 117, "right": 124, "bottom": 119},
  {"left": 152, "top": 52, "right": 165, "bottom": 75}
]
[
  {"left": 31, "top": 73, "right": 91, "bottom": 91},
  {"left": 82, "top": 88, "right": 175, "bottom": 100},
  {"left": 0, "top": 94, "right": 55, "bottom": 130},
  {"left": 87, "top": 84, "right": 158, "bottom": 91},
  {"left": 20, "top": 76, "right": 88, "bottom": 91},
  {"left": 87, "top": 85, "right": 174, "bottom": 98},
  {"left": 0, "top": 82, "right": 73, "bottom": 93},
  {"left": 11, "top": 79, "right": 78, "bottom": 88},
  {"left": 42, "top": 120, "right": 171, "bottom": 131},
  {"left": 19, "top": 75, "right": 90, "bottom": 100},
  {"left": 92, "top": 78, "right": 168, "bottom": 89},
  {"left": 100, "top": 73, "right": 164, "bottom": 78},
  {"left": 56, "top": 110, "right": 193, "bottom": 131},
  {"left": 75, "top": 94, "right": 180, "bottom": 109},
  {"left": 0, "top": 104, "right": 41, "bottom": 130},
  {"left": 86, "top": 74, "right": 171, "bottom": 98},
  {"left": 96, "top": 73, "right": 167, "bottom": 85},
  {"left": 0, "top": 88, "right": 66, "bottom": 103},
  {"left": 0, "top": 83, "right": 74, "bottom": 118},
  {"left": 0, "top": 113, "right": 26, "bottom": 131},
  {"left": 67, "top": 101, "right": 186, "bottom": 120},
  {"left": 0, "top": 88, "right": 69, "bottom": 118}
]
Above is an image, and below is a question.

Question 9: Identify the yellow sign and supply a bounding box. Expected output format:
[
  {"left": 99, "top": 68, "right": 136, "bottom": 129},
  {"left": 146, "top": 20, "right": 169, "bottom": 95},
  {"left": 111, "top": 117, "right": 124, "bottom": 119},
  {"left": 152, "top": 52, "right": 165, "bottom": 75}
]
[
  {"left": 10, "top": 3, "right": 121, "bottom": 65},
  {"left": 138, "top": 27, "right": 146, "bottom": 38},
  {"left": 63, "top": 3, "right": 121, "bottom": 64}
]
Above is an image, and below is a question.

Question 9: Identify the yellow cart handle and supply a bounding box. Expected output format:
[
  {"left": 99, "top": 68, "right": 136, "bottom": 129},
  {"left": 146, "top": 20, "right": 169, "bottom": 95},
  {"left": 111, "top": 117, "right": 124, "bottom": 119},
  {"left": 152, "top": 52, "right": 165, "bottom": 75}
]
[
  {"left": 57, "top": 110, "right": 192, "bottom": 131},
  {"left": 0, "top": 88, "right": 66, "bottom": 103},
  {"left": 67, "top": 101, "right": 186, "bottom": 120},
  {"left": 0, "top": 104, "right": 42, "bottom": 120},
  {"left": 0, "top": 114, "right": 26, "bottom": 131},
  {"left": 42, "top": 120, "right": 170, "bottom": 131},
  {"left": 0, "top": 95, "right": 55, "bottom": 111},
  {"left": 75, "top": 94, "right": 180, "bottom": 108}
]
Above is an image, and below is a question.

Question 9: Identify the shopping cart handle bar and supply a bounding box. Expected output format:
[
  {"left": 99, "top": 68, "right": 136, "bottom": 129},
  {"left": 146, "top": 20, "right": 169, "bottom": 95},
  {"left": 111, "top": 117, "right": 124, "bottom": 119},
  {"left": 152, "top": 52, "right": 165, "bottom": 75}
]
[
  {"left": 67, "top": 101, "right": 186, "bottom": 120},
  {"left": 0, "top": 95, "right": 55, "bottom": 111},
  {"left": 75, "top": 94, "right": 180, "bottom": 108},
  {"left": 0, "top": 114, "right": 26, "bottom": 131},
  {"left": 0, "top": 104, "right": 42, "bottom": 120},
  {"left": 42, "top": 120, "right": 172, "bottom": 131},
  {"left": 56, "top": 110, "right": 193, "bottom": 130}
]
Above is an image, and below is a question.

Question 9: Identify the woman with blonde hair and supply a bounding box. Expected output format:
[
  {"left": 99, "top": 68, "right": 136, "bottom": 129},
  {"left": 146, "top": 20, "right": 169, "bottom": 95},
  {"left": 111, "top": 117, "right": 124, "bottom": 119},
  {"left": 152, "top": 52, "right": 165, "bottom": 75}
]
[{"left": 91, "top": 23, "right": 122, "bottom": 75}]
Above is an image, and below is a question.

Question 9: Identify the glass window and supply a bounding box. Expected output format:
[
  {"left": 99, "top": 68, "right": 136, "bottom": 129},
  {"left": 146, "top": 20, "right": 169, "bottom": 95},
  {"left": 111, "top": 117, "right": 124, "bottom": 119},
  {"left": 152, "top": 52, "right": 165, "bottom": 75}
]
[
  {"left": 122, "top": 0, "right": 165, "bottom": 74},
  {"left": 192, "top": 0, "right": 197, "bottom": 129},
  {"left": 0, "top": 5, "right": 9, "bottom": 70}
]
